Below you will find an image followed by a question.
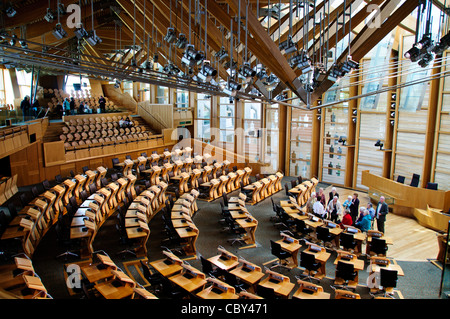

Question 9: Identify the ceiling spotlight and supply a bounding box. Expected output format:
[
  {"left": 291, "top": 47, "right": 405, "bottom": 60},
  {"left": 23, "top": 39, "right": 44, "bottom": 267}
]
[
  {"left": 327, "top": 65, "right": 343, "bottom": 82},
  {"left": 85, "top": 30, "right": 102, "bottom": 46},
  {"left": 74, "top": 24, "right": 89, "bottom": 39},
  {"left": 290, "top": 50, "right": 312, "bottom": 74},
  {"left": 142, "top": 60, "right": 153, "bottom": 70},
  {"left": 404, "top": 35, "right": 434, "bottom": 63},
  {"left": 175, "top": 33, "right": 187, "bottom": 49},
  {"left": 19, "top": 40, "right": 27, "bottom": 49},
  {"left": 374, "top": 139, "right": 384, "bottom": 150},
  {"left": 338, "top": 136, "right": 347, "bottom": 145},
  {"left": 278, "top": 35, "right": 296, "bottom": 54},
  {"left": 254, "top": 64, "right": 267, "bottom": 80},
  {"left": 163, "top": 62, "right": 180, "bottom": 76},
  {"left": 433, "top": 31, "right": 450, "bottom": 55},
  {"left": 418, "top": 52, "right": 434, "bottom": 68},
  {"left": 9, "top": 34, "right": 17, "bottom": 46},
  {"left": 164, "top": 27, "right": 177, "bottom": 44},
  {"left": 44, "top": 8, "right": 55, "bottom": 22},
  {"left": 215, "top": 46, "right": 228, "bottom": 62},
  {"left": 198, "top": 60, "right": 217, "bottom": 82},
  {"left": 264, "top": 74, "right": 278, "bottom": 86},
  {"left": 181, "top": 44, "right": 201, "bottom": 67},
  {"left": 222, "top": 79, "right": 242, "bottom": 96},
  {"left": 238, "top": 63, "right": 256, "bottom": 81},
  {"left": 52, "top": 23, "right": 67, "bottom": 39},
  {"left": 5, "top": 6, "right": 16, "bottom": 18}
]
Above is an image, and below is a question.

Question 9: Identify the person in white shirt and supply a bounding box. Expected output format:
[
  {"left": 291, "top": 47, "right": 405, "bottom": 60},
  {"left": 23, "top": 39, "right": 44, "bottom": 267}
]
[{"left": 313, "top": 198, "right": 326, "bottom": 219}]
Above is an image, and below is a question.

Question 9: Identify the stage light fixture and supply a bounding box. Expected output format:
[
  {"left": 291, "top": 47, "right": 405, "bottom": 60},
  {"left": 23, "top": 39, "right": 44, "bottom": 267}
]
[
  {"left": 52, "top": 23, "right": 67, "bottom": 39},
  {"left": 164, "top": 27, "right": 177, "bottom": 44},
  {"left": 175, "top": 33, "right": 187, "bottom": 49},
  {"left": 214, "top": 47, "right": 228, "bottom": 62},
  {"left": 198, "top": 61, "right": 217, "bottom": 83},
  {"left": 222, "top": 79, "right": 242, "bottom": 96},
  {"left": 9, "top": 34, "right": 17, "bottom": 46},
  {"left": 44, "top": 8, "right": 55, "bottom": 22},
  {"left": 5, "top": 6, "right": 16, "bottom": 17},
  {"left": 374, "top": 139, "right": 384, "bottom": 150},
  {"left": 86, "top": 30, "right": 102, "bottom": 46},
  {"left": 279, "top": 35, "right": 296, "bottom": 54},
  {"left": 74, "top": 25, "right": 89, "bottom": 40}
]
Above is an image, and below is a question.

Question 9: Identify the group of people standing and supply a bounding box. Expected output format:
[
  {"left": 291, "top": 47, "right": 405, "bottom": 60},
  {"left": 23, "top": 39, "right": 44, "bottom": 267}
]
[
  {"left": 20, "top": 96, "right": 40, "bottom": 120},
  {"left": 306, "top": 186, "right": 389, "bottom": 234},
  {"left": 61, "top": 95, "right": 107, "bottom": 116},
  {"left": 21, "top": 95, "right": 108, "bottom": 120}
]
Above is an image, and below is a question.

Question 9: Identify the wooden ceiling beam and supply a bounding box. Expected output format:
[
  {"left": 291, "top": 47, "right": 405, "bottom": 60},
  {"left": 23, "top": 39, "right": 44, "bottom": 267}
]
[
  {"left": 224, "top": 0, "right": 308, "bottom": 102},
  {"left": 311, "top": 0, "right": 419, "bottom": 103}
]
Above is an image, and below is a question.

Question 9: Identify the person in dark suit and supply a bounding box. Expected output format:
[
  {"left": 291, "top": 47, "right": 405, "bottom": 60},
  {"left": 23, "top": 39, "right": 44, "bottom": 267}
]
[
  {"left": 375, "top": 196, "right": 389, "bottom": 234},
  {"left": 328, "top": 187, "right": 339, "bottom": 204},
  {"left": 349, "top": 193, "right": 359, "bottom": 225}
]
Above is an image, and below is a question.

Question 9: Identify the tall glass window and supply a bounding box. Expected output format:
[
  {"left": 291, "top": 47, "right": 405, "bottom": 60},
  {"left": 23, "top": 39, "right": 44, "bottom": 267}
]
[{"left": 195, "top": 93, "right": 211, "bottom": 140}]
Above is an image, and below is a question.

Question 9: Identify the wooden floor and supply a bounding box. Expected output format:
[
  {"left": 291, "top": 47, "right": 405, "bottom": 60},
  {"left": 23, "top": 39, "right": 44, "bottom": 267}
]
[{"left": 323, "top": 186, "right": 440, "bottom": 262}]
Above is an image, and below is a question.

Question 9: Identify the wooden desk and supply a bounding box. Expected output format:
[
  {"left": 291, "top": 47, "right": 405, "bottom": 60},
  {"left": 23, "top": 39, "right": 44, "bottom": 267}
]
[
  {"left": 276, "top": 234, "right": 302, "bottom": 268},
  {"left": 81, "top": 263, "right": 115, "bottom": 283},
  {"left": 303, "top": 244, "right": 331, "bottom": 278},
  {"left": 235, "top": 216, "right": 258, "bottom": 245},
  {"left": 169, "top": 266, "right": 207, "bottom": 293},
  {"left": 258, "top": 270, "right": 295, "bottom": 299},
  {"left": 150, "top": 252, "right": 183, "bottom": 277},
  {"left": 333, "top": 250, "right": 364, "bottom": 289},
  {"left": 230, "top": 260, "right": 264, "bottom": 291},
  {"left": 230, "top": 210, "right": 248, "bottom": 219},
  {"left": 292, "top": 280, "right": 331, "bottom": 299},
  {"left": 133, "top": 287, "right": 158, "bottom": 299},
  {"left": 125, "top": 221, "right": 150, "bottom": 257},
  {"left": 23, "top": 275, "right": 47, "bottom": 298},
  {"left": 175, "top": 222, "right": 199, "bottom": 255},
  {"left": 94, "top": 280, "right": 134, "bottom": 299},
  {"left": 208, "top": 247, "right": 239, "bottom": 271},
  {"left": 197, "top": 278, "right": 239, "bottom": 299}
]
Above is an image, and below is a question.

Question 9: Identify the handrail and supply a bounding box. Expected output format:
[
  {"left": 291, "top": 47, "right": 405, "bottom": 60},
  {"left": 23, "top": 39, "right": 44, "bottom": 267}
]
[{"left": 137, "top": 104, "right": 168, "bottom": 130}]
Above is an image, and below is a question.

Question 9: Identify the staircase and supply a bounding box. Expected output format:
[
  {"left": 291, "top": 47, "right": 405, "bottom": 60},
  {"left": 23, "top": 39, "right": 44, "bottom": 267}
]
[{"left": 42, "top": 121, "right": 65, "bottom": 142}]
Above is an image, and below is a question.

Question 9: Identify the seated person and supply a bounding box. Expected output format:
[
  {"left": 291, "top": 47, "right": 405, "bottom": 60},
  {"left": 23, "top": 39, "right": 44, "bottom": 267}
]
[
  {"left": 119, "top": 118, "right": 125, "bottom": 128},
  {"left": 326, "top": 196, "right": 343, "bottom": 223},
  {"left": 355, "top": 208, "right": 371, "bottom": 232},
  {"left": 339, "top": 209, "right": 353, "bottom": 229},
  {"left": 125, "top": 117, "right": 134, "bottom": 127}
]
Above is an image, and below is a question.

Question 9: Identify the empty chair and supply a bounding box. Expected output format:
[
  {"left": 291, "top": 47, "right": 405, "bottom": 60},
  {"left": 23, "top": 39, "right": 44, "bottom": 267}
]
[
  {"left": 300, "top": 251, "right": 321, "bottom": 281},
  {"left": 410, "top": 174, "right": 420, "bottom": 187},
  {"left": 82, "top": 166, "right": 89, "bottom": 173},
  {"left": 295, "top": 219, "right": 313, "bottom": 239},
  {"left": 269, "top": 240, "right": 291, "bottom": 270},
  {"left": 426, "top": 182, "right": 438, "bottom": 190},
  {"left": 396, "top": 175, "right": 405, "bottom": 184},
  {"left": 334, "top": 261, "right": 357, "bottom": 290},
  {"left": 256, "top": 285, "right": 277, "bottom": 299},
  {"left": 55, "top": 174, "right": 65, "bottom": 184},
  {"left": 340, "top": 232, "right": 357, "bottom": 252},
  {"left": 42, "top": 179, "right": 52, "bottom": 191},
  {"left": 200, "top": 255, "right": 224, "bottom": 278},
  {"left": 379, "top": 268, "right": 398, "bottom": 298},
  {"left": 316, "top": 226, "right": 336, "bottom": 248},
  {"left": 370, "top": 237, "right": 388, "bottom": 256}
]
